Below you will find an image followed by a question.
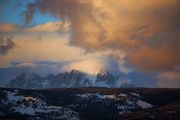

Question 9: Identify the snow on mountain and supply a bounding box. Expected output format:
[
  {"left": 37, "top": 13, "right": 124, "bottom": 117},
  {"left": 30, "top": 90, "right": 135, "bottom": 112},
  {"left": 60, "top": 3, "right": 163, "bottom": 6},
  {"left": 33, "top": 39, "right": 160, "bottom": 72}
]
[
  {"left": 8, "top": 70, "right": 131, "bottom": 89},
  {"left": 136, "top": 99, "right": 153, "bottom": 109},
  {"left": 8, "top": 72, "right": 43, "bottom": 89}
]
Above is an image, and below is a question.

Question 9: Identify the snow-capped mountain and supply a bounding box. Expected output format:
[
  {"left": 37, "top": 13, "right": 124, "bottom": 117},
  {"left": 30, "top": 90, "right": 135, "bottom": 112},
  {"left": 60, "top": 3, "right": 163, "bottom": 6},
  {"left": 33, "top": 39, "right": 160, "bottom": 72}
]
[
  {"left": 8, "top": 72, "right": 43, "bottom": 89},
  {"left": 8, "top": 70, "right": 131, "bottom": 89}
]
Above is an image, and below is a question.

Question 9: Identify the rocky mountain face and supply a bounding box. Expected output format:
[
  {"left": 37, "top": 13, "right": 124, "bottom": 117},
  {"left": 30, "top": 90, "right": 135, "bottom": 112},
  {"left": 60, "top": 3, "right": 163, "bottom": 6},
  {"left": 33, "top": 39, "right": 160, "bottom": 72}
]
[
  {"left": 8, "top": 72, "right": 43, "bottom": 89},
  {"left": 8, "top": 70, "right": 131, "bottom": 89}
]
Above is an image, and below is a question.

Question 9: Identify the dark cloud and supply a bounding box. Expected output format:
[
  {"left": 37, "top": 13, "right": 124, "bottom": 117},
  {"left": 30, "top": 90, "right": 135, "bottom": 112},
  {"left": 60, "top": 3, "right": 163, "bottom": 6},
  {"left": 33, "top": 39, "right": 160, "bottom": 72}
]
[
  {"left": 0, "top": 36, "right": 15, "bottom": 55},
  {"left": 23, "top": 2, "right": 36, "bottom": 24}
]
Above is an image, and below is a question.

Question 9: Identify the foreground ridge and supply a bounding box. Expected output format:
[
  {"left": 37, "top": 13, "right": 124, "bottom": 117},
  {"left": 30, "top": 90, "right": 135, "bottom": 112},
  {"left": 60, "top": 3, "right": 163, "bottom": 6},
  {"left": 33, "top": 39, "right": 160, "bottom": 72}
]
[{"left": 0, "top": 87, "right": 180, "bottom": 120}]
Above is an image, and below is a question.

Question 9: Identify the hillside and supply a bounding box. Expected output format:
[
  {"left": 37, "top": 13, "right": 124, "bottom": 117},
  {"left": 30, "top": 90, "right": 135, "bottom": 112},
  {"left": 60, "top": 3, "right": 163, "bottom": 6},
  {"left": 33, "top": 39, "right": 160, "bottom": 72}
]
[{"left": 0, "top": 87, "right": 180, "bottom": 120}]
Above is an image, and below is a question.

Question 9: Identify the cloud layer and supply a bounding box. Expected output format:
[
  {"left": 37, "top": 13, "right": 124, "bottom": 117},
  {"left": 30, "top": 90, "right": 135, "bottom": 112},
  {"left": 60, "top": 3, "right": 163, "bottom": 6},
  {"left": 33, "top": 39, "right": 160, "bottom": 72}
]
[
  {"left": 0, "top": 21, "right": 69, "bottom": 33},
  {"left": 62, "top": 57, "right": 122, "bottom": 75}
]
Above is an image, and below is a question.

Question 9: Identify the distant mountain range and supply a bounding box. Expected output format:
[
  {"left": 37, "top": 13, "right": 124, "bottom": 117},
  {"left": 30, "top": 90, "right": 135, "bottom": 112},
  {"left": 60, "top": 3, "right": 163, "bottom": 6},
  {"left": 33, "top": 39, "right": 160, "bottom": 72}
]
[{"left": 8, "top": 70, "right": 133, "bottom": 89}]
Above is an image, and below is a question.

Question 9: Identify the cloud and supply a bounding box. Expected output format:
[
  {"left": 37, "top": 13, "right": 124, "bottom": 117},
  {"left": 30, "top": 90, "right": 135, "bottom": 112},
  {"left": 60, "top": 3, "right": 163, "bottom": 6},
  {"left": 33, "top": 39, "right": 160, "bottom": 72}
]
[
  {"left": 62, "top": 58, "right": 104, "bottom": 75},
  {"left": 61, "top": 57, "right": 122, "bottom": 75},
  {"left": 24, "top": 21, "right": 70, "bottom": 32},
  {"left": 0, "top": 21, "right": 69, "bottom": 33},
  {"left": 0, "top": 36, "right": 15, "bottom": 55},
  {"left": 157, "top": 71, "right": 180, "bottom": 88},
  {"left": 0, "top": 24, "right": 21, "bottom": 32},
  {"left": 9, "top": 57, "right": 122, "bottom": 76},
  {"left": 128, "top": 47, "right": 180, "bottom": 72},
  {"left": 9, "top": 60, "right": 65, "bottom": 75},
  {"left": 0, "top": 32, "right": 83, "bottom": 67},
  {"left": 24, "top": 0, "right": 180, "bottom": 72}
]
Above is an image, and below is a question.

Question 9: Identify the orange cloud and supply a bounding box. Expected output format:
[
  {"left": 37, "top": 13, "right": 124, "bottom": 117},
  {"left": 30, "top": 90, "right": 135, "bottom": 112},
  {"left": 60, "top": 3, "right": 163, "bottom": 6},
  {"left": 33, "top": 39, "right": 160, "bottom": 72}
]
[
  {"left": 23, "top": 0, "right": 180, "bottom": 72},
  {"left": 0, "top": 24, "right": 21, "bottom": 32},
  {"left": 129, "top": 47, "right": 180, "bottom": 71},
  {"left": 0, "top": 21, "right": 69, "bottom": 33},
  {"left": 157, "top": 71, "right": 180, "bottom": 88},
  {"left": 0, "top": 33, "right": 83, "bottom": 67},
  {"left": 25, "top": 21, "right": 70, "bottom": 32}
]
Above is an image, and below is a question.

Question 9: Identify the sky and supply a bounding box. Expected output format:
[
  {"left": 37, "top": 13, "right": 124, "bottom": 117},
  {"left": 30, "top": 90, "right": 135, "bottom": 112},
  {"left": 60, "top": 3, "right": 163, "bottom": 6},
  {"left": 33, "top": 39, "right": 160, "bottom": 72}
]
[{"left": 0, "top": 0, "right": 179, "bottom": 88}]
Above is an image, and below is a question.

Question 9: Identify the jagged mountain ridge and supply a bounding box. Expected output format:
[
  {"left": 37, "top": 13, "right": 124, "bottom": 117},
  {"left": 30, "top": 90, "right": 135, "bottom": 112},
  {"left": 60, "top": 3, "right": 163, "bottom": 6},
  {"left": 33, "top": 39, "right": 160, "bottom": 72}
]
[
  {"left": 8, "top": 72, "right": 43, "bottom": 89},
  {"left": 8, "top": 70, "right": 132, "bottom": 89}
]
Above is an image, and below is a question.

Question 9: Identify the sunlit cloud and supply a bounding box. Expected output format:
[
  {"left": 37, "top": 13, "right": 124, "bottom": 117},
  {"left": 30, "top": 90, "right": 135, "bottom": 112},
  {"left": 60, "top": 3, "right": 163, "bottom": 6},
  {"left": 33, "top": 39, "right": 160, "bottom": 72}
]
[
  {"left": 0, "top": 21, "right": 70, "bottom": 33},
  {"left": 61, "top": 57, "right": 123, "bottom": 75},
  {"left": 0, "top": 33, "right": 83, "bottom": 67},
  {"left": 24, "top": 0, "right": 180, "bottom": 72}
]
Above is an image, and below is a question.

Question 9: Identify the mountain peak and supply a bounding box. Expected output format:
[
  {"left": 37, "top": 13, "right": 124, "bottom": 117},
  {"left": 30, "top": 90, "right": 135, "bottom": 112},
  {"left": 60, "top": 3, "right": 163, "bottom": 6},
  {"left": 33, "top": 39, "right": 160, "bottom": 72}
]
[
  {"left": 98, "top": 69, "right": 111, "bottom": 76},
  {"left": 8, "top": 70, "right": 132, "bottom": 89},
  {"left": 8, "top": 72, "right": 42, "bottom": 89},
  {"left": 21, "top": 72, "right": 38, "bottom": 76},
  {"left": 70, "top": 69, "right": 84, "bottom": 74}
]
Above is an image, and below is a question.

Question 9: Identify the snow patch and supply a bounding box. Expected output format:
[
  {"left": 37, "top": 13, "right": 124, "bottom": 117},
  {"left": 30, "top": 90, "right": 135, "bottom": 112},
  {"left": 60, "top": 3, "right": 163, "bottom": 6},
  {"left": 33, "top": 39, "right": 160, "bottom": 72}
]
[
  {"left": 130, "top": 93, "right": 140, "bottom": 97},
  {"left": 2, "top": 90, "right": 79, "bottom": 120},
  {"left": 136, "top": 99, "right": 153, "bottom": 109}
]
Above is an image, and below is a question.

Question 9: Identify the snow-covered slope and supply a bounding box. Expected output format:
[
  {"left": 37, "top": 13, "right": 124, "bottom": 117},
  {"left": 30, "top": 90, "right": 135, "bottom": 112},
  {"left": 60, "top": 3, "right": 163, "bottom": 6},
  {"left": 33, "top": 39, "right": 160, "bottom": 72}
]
[
  {"left": 0, "top": 89, "right": 79, "bottom": 120},
  {"left": 74, "top": 92, "right": 153, "bottom": 114},
  {"left": 1, "top": 88, "right": 180, "bottom": 120}
]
